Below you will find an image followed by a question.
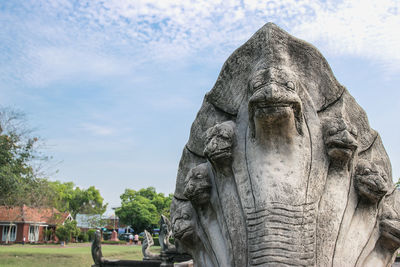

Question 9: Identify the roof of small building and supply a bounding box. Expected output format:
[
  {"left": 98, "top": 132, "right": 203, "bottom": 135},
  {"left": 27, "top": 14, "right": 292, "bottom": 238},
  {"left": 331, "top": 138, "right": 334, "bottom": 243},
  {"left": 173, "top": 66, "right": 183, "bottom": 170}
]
[
  {"left": 75, "top": 214, "right": 103, "bottom": 228},
  {"left": 0, "top": 205, "right": 71, "bottom": 225}
]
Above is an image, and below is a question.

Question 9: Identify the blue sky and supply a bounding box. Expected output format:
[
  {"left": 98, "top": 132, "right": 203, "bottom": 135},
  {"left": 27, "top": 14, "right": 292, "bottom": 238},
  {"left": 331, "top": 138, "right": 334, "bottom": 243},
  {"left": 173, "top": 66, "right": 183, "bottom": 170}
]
[{"left": 1, "top": 0, "right": 399, "bottom": 213}]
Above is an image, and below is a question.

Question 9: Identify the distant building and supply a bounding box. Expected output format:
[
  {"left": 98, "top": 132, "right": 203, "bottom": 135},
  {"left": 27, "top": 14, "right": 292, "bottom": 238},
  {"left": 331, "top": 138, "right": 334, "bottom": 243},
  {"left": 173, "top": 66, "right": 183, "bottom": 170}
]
[
  {"left": 75, "top": 213, "right": 130, "bottom": 241},
  {"left": 76, "top": 213, "right": 125, "bottom": 231},
  {"left": 75, "top": 214, "right": 104, "bottom": 231},
  {"left": 0, "top": 205, "right": 72, "bottom": 244}
]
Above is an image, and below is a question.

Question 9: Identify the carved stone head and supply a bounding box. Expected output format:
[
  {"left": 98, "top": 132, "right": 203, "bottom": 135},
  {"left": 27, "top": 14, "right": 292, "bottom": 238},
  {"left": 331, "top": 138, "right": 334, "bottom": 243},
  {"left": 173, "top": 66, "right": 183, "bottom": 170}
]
[
  {"left": 204, "top": 121, "right": 235, "bottom": 164},
  {"left": 170, "top": 199, "right": 196, "bottom": 244},
  {"left": 322, "top": 117, "right": 358, "bottom": 165},
  {"left": 248, "top": 66, "right": 303, "bottom": 139},
  {"left": 354, "top": 159, "right": 388, "bottom": 203},
  {"left": 380, "top": 191, "right": 400, "bottom": 249},
  {"left": 183, "top": 163, "right": 211, "bottom": 205}
]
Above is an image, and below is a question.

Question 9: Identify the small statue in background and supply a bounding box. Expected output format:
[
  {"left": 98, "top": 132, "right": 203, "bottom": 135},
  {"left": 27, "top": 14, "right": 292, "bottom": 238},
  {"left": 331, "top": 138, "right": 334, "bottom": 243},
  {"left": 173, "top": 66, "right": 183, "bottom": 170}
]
[
  {"left": 142, "top": 230, "right": 161, "bottom": 260},
  {"left": 91, "top": 230, "right": 103, "bottom": 267},
  {"left": 159, "top": 214, "right": 174, "bottom": 251}
]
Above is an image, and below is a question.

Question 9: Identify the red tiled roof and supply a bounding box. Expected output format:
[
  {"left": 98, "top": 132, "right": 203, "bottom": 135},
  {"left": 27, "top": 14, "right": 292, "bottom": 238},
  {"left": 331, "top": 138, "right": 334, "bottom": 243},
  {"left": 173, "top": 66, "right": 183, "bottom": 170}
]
[{"left": 0, "top": 205, "right": 71, "bottom": 225}]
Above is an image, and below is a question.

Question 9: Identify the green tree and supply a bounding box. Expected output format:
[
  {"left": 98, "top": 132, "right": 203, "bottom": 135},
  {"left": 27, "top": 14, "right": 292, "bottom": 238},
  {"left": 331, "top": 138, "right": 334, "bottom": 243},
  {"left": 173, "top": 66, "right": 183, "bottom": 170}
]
[
  {"left": 49, "top": 181, "right": 107, "bottom": 218},
  {"left": 0, "top": 107, "right": 107, "bottom": 218},
  {"left": 0, "top": 107, "right": 51, "bottom": 207},
  {"left": 55, "top": 220, "right": 80, "bottom": 243},
  {"left": 136, "top": 187, "right": 173, "bottom": 217},
  {"left": 116, "top": 187, "right": 172, "bottom": 233}
]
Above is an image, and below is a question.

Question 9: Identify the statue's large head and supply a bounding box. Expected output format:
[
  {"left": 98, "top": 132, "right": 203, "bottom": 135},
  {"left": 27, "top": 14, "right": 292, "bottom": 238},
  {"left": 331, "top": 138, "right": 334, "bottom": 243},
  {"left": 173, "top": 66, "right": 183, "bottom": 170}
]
[{"left": 248, "top": 66, "right": 303, "bottom": 138}]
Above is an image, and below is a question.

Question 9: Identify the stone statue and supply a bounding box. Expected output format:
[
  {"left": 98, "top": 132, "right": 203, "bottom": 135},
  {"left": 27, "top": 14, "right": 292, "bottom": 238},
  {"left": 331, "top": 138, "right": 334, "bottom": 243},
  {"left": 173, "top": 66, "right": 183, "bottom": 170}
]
[
  {"left": 91, "top": 230, "right": 103, "bottom": 267},
  {"left": 171, "top": 22, "right": 399, "bottom": 267},
  {"left": 159, "top": 214, "right": 174, "bottom": 251},
  {"left": 142, "top": 230, "right": 161, "bottom": 260}
]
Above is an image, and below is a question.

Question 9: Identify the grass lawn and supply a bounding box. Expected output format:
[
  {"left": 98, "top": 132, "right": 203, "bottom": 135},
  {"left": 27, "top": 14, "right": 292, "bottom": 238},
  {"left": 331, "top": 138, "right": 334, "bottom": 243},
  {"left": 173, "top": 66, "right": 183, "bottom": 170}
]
[{"left": 0, "top": 243, "right": 161, "bottom": 267}]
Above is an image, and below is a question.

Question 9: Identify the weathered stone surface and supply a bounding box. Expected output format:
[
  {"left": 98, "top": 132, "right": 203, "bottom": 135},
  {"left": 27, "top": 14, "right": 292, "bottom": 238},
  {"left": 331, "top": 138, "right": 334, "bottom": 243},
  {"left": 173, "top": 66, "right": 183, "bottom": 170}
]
[{"left": 171, "top": 22, "right": 398, "bottom": 267}]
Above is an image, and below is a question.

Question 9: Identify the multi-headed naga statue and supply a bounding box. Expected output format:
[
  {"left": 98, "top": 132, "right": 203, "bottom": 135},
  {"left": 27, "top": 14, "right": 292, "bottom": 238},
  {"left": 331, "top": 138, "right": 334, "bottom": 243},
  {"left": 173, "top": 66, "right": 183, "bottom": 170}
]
[{"left": 171, "top": 23, "right": 400, "bottom": 267}]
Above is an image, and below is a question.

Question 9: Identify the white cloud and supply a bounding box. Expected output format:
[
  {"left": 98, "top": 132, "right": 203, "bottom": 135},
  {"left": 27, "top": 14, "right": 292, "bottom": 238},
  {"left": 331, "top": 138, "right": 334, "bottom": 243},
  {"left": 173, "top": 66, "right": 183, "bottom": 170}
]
[
  {"left": 80, "top": 122, "right": 115, "bottom": 136},
  {"left": 1, "top": 0, "right": 400, "bottom": 88},
  {"left": 292, "top": 0, "right": 400, "bottom": 73}
]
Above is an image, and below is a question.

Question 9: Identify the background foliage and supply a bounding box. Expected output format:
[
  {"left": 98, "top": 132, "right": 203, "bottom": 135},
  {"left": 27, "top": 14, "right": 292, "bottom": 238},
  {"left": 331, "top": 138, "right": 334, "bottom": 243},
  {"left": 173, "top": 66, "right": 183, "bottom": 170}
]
[
  {"left": 116, "top": 187, "right": 172, "bottom": 233},
  {"left": 0, "top": 107, "right": 107, "bottom": 218}
]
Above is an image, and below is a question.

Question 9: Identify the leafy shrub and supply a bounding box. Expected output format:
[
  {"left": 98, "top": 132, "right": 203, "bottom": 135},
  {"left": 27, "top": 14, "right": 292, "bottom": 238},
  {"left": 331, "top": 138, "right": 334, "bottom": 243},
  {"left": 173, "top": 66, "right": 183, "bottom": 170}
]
[
  {"left": 55, "top": 220, "right": 80, "bottom": 242},
  {"left": 87, "top": 229, "right": 96, "bottom": 241},
  {"left": 78, "top": 232, "right": 89, "bottom": 242},
  {"left": 55, "top": 226, "right": 69, "bottom": 242}
]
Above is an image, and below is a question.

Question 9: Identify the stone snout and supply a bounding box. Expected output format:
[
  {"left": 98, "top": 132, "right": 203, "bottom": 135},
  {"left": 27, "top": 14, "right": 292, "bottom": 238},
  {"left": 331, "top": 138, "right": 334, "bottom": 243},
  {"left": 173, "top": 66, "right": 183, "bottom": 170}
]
[
  {"left": 204, "top": 121, "right": 235, "bottom": 166},
  {"left": 183, "top": 164, "right": 212, "bottom": 206},
  {"left": 322, "top": 118, "right": 358, "bottom": 168},
  {"left": 354, "top": 160, "right": 388, "bottom": 204},
  {"left": 248, "top": 80, "right": 303, "bottom": 140}
]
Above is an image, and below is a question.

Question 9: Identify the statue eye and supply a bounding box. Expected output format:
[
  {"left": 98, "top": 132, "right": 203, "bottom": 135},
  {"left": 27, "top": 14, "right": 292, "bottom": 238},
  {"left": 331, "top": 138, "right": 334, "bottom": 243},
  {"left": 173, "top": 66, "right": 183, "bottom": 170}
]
[
  {"left": 328, "top": 127, "right": 338, "bottom": 136},
  {"left": 253, "top": 80, "right": 264, "bottom": 90},
  {"left": 286, "top": 81, "right": 295, "bottom": 91},
  {"left": 182, "top": 214, "right": 190, "bottom": 220},
  {"left": 363, "top": 168, "right": 371, "bottom": 175}
]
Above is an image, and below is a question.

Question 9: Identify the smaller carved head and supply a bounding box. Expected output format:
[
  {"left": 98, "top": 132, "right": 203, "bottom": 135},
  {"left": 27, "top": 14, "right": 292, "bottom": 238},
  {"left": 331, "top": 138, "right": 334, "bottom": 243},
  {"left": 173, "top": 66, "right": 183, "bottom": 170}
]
[
  {"left": 322, "top": 118, "right": 358, "bottom": 164},
  {"left": 379, "top": 191, "right": 400, "bottom": 249},
  {"left": 170, "top": 199, "right": 196, "bottom": 244},
  {"left": 204, "top": 121, "right": 235, "bottom": 163},
  {"left": 354, "top": 160, "right": 388, "bottom": 203},
  {"left": 183, "top": 163, "right": 211, "bottom": 205}
]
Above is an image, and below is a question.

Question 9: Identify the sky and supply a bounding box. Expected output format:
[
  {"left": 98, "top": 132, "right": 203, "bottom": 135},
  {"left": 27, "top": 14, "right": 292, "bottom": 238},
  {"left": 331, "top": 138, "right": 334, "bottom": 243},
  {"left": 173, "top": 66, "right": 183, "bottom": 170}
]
[{"left": 1, "top": 0, "right": 399, "bottom": 213}]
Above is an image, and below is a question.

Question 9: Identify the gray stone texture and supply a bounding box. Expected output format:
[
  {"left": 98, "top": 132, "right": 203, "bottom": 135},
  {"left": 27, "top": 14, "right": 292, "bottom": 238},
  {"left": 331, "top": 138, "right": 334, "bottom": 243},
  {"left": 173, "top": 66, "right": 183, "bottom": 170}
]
[{"left": 171, "top": 22, "right": 399, "bottom": 267}]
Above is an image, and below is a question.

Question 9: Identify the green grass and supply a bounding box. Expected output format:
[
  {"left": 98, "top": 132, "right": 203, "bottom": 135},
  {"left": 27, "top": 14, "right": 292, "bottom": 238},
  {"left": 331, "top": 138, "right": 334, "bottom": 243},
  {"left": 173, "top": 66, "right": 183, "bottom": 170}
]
[{"left": 0, "top": 243, "right": 161, "bottom": 267}]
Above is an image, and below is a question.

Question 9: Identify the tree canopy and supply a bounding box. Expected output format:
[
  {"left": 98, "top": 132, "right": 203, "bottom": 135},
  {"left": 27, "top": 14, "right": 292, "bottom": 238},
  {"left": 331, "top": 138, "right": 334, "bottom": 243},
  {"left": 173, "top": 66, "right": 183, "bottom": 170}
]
[
  {"left": 0, "top": 107, "right": 107, "bottom": 217},
  {"left": 116, "top": 187, "right": 172, "bottom": 233},
  {"left": 0, "top": 107, "right": 48, "bottom": 206},
  {"left": 49, "top": 181, "right": 107, "bottom": 218}
]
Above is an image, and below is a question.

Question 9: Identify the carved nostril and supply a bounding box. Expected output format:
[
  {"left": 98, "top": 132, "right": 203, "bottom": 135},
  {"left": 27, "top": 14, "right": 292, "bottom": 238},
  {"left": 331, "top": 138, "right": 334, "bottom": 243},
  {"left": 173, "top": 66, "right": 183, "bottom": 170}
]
[{"left": 341, "top": 130, "right": 355, "bottom": 145}]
